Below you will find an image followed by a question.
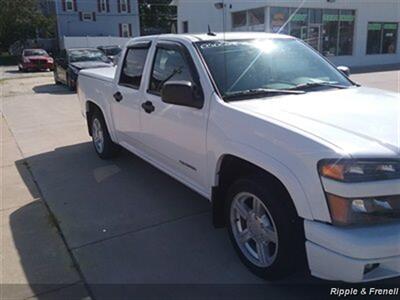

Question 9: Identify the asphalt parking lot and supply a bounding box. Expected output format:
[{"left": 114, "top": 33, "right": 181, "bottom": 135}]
[{"left": 1, "top": 65, "right": 399, "bottom": 299}]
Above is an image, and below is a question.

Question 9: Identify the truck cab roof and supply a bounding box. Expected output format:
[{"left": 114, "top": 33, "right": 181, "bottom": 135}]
[{"left": 125, "top": 32, "right": 294, "bottom": 47}]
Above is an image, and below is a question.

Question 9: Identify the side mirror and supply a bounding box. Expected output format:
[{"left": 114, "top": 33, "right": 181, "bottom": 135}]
[
  {"left": 337, "top": 65, "right": 350, "bottom": 77},
  {"left": 112, "top": 56, "right": 119, "bottom": 65},
  {"left": 161, "top": 81, "right": 203, "bottom": 109}
]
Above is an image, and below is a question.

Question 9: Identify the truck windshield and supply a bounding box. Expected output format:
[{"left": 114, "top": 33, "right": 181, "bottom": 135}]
[
  {"left": 69, "top": 49, "right": 110, "bottom": 63},
  {"left": 24, "top": 49, "right": 48, "bottom": 56},
  {"left": 195, "top": 39, "right": 353, "bottom": 99}
]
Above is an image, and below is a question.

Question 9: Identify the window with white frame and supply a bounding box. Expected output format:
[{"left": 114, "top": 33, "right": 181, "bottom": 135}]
[
  {"left": 66, "top": 0, "right": 74, "bottom": 11},
  {"left": 121, "top": 23, "right": 130, "bottom": 37},
  {"left": 100, "top": 0, "right": 107, "bottom": 12},
  {"left": 82, "top": 12, "right": 93, "bottom": 21},
  {"left": 120, "top": 0, "right": 128, "bottom": 12}
]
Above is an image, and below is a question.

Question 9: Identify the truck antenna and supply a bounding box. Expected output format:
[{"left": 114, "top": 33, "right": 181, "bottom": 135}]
[{"left": 207, "top": 24, "right": 217, "bottom": 36}]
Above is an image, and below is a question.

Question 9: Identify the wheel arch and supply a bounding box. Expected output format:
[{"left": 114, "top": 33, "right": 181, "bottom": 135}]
[
  {"left": 211, "top": 153, "right": 313, "bottom": 228},
  {"left": 85, "top": 100, "right": 116, "bottom": 142}
]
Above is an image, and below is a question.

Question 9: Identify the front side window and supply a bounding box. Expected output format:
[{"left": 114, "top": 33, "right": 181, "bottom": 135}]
[
  {"left": 196, "top": 39, "right": 352, "bottom": 98},
  {"left": 367, "top": 22, "right": 398, "bottom": 54},
  {"left": 119, "top": 47, "right": 149, "bottom": 88},
  {"left": 148, "top": 47, "right": 193, "bottom": 94}
]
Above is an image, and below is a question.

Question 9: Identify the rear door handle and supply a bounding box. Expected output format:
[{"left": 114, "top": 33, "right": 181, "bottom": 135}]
[
  {"left": 113, "top": 92, "right": 123, "bottom": 102},
  {"left": 141, "top": 101, "right": 155, "bottom": 114}
]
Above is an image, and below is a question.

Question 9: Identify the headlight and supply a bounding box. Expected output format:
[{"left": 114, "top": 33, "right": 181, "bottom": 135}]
[
  {"left": 23, "top": 58, "right": 30, "bottom": 63},
  {"left": 318, "top": 159, "right": 400, "bottom": 182},
  {"left": 326, "top": 194, "right": 400, "bottom": 225}
]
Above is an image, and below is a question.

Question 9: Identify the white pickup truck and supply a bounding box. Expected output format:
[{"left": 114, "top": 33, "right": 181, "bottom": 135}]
[{"left": 77, "top": 32, "right": 400, "bottom": 283}]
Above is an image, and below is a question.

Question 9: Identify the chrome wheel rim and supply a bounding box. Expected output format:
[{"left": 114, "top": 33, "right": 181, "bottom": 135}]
[
  {"left": 230, "top": 192, "right": 278, "bottom": 267},
  {"left": 92, "top": 118, "right": 104, "bottom": 153}
]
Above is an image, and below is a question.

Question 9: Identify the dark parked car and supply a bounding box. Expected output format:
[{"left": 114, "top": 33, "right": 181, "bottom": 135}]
[
  {"left": 53, "top": 48, "right": 113, "bottom": 90},
  {"left": 97, "top": 45, "right": 122, "bottom": 62},
  {"left": 18, "top": 49, "right": 54, "bottom": 72}
]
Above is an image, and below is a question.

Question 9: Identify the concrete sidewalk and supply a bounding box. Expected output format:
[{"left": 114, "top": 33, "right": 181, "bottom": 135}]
[{"left": 0, "top": 116, "right": 90, "bottom": 299}]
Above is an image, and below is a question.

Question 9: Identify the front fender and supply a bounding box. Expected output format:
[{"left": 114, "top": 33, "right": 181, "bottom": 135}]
[{"left": 211, "top": 142, "right": 315, "bottom": 220}]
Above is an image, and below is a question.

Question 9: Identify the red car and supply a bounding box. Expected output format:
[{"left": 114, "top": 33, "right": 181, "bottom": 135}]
[{"left": 18, "top": 49, "right": 54, "bottom": 72}]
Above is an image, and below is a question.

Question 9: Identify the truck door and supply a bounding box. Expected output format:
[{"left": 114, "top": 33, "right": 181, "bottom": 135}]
[
  {"left": 139, "top": 41, "right": 208, "bottom": 191},
  {"left": 111, "top": 41, "right": 151, "bottom": 148}
]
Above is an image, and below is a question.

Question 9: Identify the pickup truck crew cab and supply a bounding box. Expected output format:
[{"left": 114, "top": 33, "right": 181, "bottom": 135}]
[{"left": 78, "top": 32, "right": 400, "bottom": 283}]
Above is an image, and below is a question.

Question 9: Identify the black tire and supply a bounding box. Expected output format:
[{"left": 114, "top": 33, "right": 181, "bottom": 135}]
[
  {"left": 90, "top": 109, "right": 120, "bottom": 159},
  {"left": 225, "top": 175, "right": 305, "bottom": 280},
  {"left": 54, "top": 71, "right": 61, "bottom": 84},
  {"left": 66, "top": 73, "right": 76, "bottom": 91}
]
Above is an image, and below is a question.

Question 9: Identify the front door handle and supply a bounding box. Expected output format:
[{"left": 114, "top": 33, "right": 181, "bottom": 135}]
[
  {"left": 141, "top": 101, "right": 155, "bottom": 114},
  {"left": 113, "top": 92, "right": 123, "bottom": 102}
]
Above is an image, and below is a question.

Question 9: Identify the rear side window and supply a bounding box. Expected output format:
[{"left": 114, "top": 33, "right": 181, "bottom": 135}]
[
  {"left": 148, "top": 47, "right": 194, "bottom": 94},
  {"left": 119, "top": 47, "right": 149, "bottom": 89}
]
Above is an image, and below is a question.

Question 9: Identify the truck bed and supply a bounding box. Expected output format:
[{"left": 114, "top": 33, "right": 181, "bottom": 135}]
[{"left": 79, "top": 66, "right": 116, "bottom": 83}]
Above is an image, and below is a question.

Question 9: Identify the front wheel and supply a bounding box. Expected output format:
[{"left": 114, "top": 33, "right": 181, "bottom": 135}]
[
  {"left": 91, "top": 110, "right": 120, "bottom": 159},
  {"left": 226, "top": 176, "right": 305, "bottom": 280}
]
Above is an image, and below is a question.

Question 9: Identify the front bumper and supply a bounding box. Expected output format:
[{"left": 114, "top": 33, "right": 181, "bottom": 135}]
[
  {"left": 305, "top": 220, "right": 400, "bottom": 282},
  {"left": 22, "top": 62, "right": 53, "bottom": 70}
]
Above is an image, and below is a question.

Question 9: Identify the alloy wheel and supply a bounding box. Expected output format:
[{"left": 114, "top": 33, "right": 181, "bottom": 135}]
[{"left": 230, "top": 192, "right": 279, "bottom": 267}]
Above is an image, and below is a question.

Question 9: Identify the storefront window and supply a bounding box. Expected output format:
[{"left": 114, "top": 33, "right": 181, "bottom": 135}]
[
  {"left": 268, "top": 7, "right": 354, "bottom": 56},
  {"left": 322, "top": 9, "right": 339, "bottom": 57},
  {"left": 367, "top": 22, "right": 398, "bottom": 54},
  {"left": 307, "top": 9, "right": 323, "bottom": 52},
  {"left": 289, "top": 8, "right": 308, "bottom": 39},
  {"left": 338, "top": 10, "right": 355, "bottom": 55},
  {"left": 270, "top": 7, "right": 289, "bottom": 34},
  {"left": 382, "top": 23, "right": 398, "bottom": 54},
  {"left": 232, "top": 11, "right": 247, "bottom": 30},
  {"left": 366, "top": 23, "right": 382, "bottom": 54},
  {"left": 248, "top": 8, "right": 265, "bottom": 31}
]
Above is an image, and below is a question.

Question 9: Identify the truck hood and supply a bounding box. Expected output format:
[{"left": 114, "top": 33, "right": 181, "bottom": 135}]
[
  {"left": 70, "top": 61, "right": 113, "bottom": 70},
  {"left": 229, "top": 87, "right": 400, "bottom": 157}
]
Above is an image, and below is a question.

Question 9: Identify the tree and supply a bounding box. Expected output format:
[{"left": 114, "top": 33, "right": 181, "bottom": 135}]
[
  {"left": 139, "top": 0, "right": 177, "bottom": 35},
  {"left": 0, "top": 0, "right": 55, "bottom": 52}
]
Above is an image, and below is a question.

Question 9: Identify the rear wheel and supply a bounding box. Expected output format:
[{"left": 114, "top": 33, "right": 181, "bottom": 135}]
[
  {"left": 66, "top": 74, "right": 75, "bottom": 90},
  {"left": 91, "top": 110, "right": 120, "bottom": 159},
  {"left": 226, "top": 175, "right": 305, "bottom": 280},
  {"left": 53, "top": 71, "right": 61, "bottom": 84}
]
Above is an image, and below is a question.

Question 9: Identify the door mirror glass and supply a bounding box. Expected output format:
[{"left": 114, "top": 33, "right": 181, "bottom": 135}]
[
  {"left": 161, "top": 81, "right": 203, "bottom": 109},
  {"left": 337, "top": 65, "right": 350, "bottom": 77}
]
